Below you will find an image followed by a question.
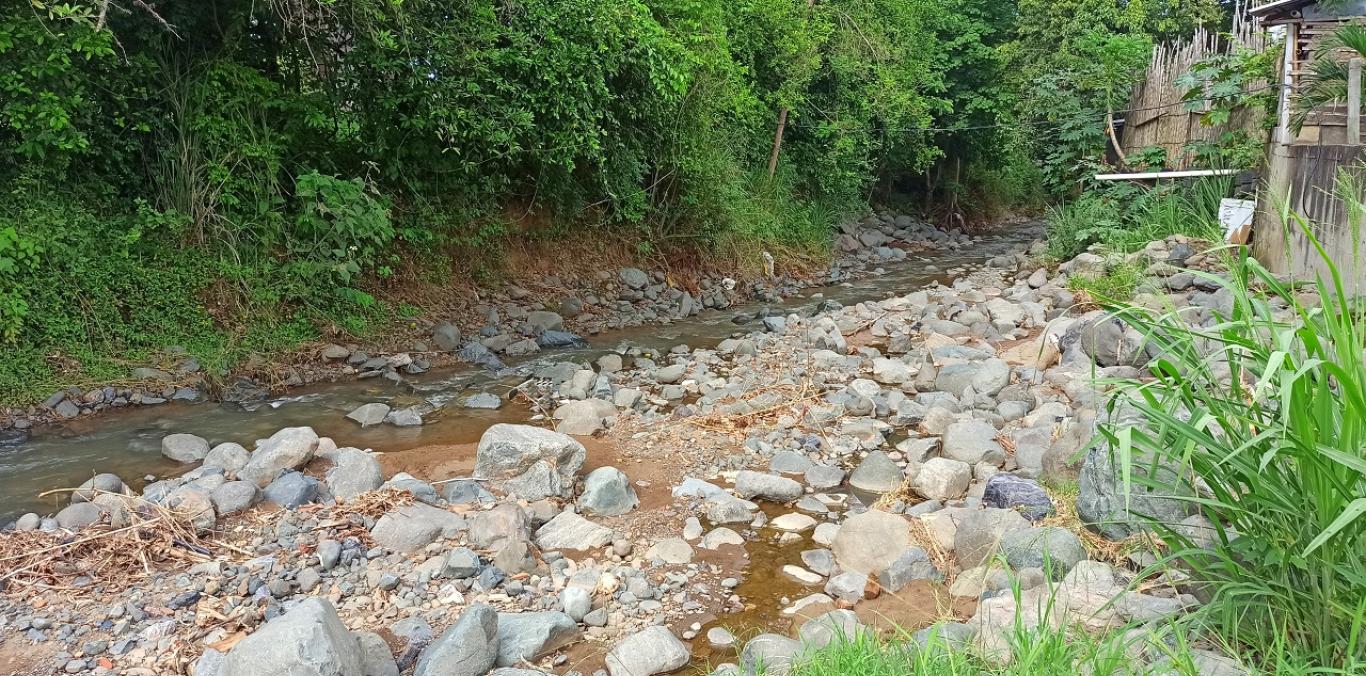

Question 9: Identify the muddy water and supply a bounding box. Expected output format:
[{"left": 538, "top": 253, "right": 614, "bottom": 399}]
[{"left": 0, "top": 223, "right": 1040, "bottom": 520}]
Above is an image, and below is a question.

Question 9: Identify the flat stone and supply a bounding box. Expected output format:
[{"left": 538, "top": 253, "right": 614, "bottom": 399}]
[
  {"left": 782, "top": 565, "right": 823, "bottom": 585},
  {"left": 941, "top": 419, "right": 1004, "bottom": 465},
  {"left": 645, "top": 537, "right": 694, "bottom": 564},
  {"left": 804, "top": 465, "right": 845, "bottom": 490},
  {"left": 770, "top": 513, "right": 817, "bottom": 533},
  {"left": 347, "top": 403, "right": 391, "bottom": 427},
  {"left": 535, "top": 511, "right": 612, "bottom": 551},
  {"left": 954, "top": 508, "right": 1031, "bottom": 568},
  {"left": 734, "top": 471, "right": 803, "bottom": 502},
  {"left": 372, "top": 503, "right": 463, "bottom": 553},
  {"left": 739, "top": 634, "right": 800, "bottom": 676},
  {"left": 699, "top": 527, "right": 745, "bottom": 550},
  {"left": 824, "top": 571, "right": 869, "bottom": 604},
  {"left": 494, "top": 612, "right": 578, "bottom": 667}
]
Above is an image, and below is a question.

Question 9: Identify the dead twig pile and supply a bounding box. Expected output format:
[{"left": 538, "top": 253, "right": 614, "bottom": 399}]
[{"left": 0, "top": 493, "right": 212, "bottom": 596}]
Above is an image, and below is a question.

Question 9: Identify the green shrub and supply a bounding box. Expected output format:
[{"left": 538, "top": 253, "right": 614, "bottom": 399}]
[{"left": 1101, "top": 216, "right": 1366, "bottom": 666}]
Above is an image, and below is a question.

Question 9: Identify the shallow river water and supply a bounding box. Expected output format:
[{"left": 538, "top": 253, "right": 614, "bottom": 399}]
[{"left": 0, "top": 223, "right": 1041, "bottom": 521}]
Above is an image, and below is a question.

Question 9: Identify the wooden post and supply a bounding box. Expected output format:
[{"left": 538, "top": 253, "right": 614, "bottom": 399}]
[
  {"left": 766, "top": 108, "right": 789, "bottom": 180},
  {"left": 766, "top": 0, "right": 817, "bottom": 180},
  {"left": 1349, "top": 57, "right": 1362, "bottom": 146}
]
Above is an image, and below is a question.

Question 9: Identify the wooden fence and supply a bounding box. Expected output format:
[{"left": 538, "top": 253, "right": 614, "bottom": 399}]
[
  {"left": 1120, "top": 10, "right": 1267, "bottom": 168},
  {"left": 1252, "top": 143, "right": 1366, "bottom": 290}
]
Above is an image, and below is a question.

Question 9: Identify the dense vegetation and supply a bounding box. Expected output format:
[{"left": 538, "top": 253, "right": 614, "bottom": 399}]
[{"left": 0, "top": 0, "right": 1225, "bottom": 401}]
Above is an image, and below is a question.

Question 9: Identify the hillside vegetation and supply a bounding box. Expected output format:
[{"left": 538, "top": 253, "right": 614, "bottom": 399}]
[{"left": 0, "top": 0, "right": 1221, "bottom": 401}]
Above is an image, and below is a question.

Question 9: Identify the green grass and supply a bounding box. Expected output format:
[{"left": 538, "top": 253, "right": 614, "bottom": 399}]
[{"left": 1097, "top": 194, "right": 1366, "bottom": 667}]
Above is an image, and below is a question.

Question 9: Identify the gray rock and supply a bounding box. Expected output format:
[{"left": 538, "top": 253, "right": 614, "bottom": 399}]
[
  {"left": 909, "top": 621, "right": 974, "bottom": 651},
  {"left": 14, "top": 513, "right": 40, "bottom": 530},
  {"left": 911, "top": 458, "right": 970, "bottom": 500},
  {"left": 707, "top": 627, "right": 736, "bottom": 649},
  {"left": 798, "top": 609, "right": 861, "bottom": 649},
  {"left": 475, "top": 424, "right": 587, "bottom": 500},
  {"left": 385, "top": 473, "right": 440, "bottom": 504},
  {"left": 534, "top": 511, "right": 611, "bottom": 551},
  {"left": 734, "top": 471, "right": 803, "bottom": 502},
  {"left": 553, "top": 398, "right": 615, "bottom": 436},
  {"left": 239, "top": 427, "right": 320, "bottom": 487},
  {"left": 326, "top": 448, "right": 384, "bottom": 501},
  {"left": 494, "top": 612, "right": 578, "bottom": 667},
  {"left": 739, "top": 634, "right": 800, "bottom": 676},
  {"left": 443, "top": 547, "right": 482, "bottom": 578},
  {"left": 1001, "top": 527, "right": 1087, "bottom": 579},
  {"left": 770, "top": 451, "right": 814, "bottom": 475},
  {"left": 219, "top": 598, "right": 362, "bottom": 676},
  {"left": 372, "top": 503, "right": 462, "bottom": 553},
  {"left": 203, "top": 443, "right": 251, "bottom": 474},
  {"left": 469, "top": 503, "right": 529, "bottom": 550},
  {"left": 982, "top": 474, "right": 1054, "bottom": 521},
  {"left": 460, "top": 392, "right": 503, "bottom": 410},
  {"left": 645, "top": 537, "right": 694, "bottom": 564},
  {"left": 72, "top": 473, "right": 126, "bottom": 503},
  {"left": 941, "top": 420, "right": 1004, "bottom": 465},
  {"left": 877, "top": 547, "right": 939, "bottom": 591},
  {"left": 801, "top": 549, "right": 837, "bottom": 577},
  {"left": 935, "top": 360, "right": 1010, "bottom": 397},
  {"left": 605, "top": 626, "right": 690, "bottom": 676},
  {"left": 317, "top": 540, "right": 342, "bottom": 570},
  {"left": 347, "top": 403, "right": 392, "bottom": 428},
  {"left": 55, "top": 502, "right": 104, "bottom": 529},
  {"left": 832, "top": 510, "right": 910, "bottom": 574},
  {"left": 705, "top": 495, "right": 755, "bottom": 524},
  {"left": 560, "top": 587, "right": 592, "bottom": 622},
  {"left": 848, "top": 451, "right": 905, "bottom": 493},
  {"left": 619, "top": 268, "right": 650, "bottom": 290},
  {"left": 654, "top": 363, "right": 687, "bottom": 384},
  {"left": 211, "top": 481, "right": 259, "bottom": 515},
  {"left": 1076, "top": 445, "right": 1191, "bottom": 540},
  {"left": 414, "top": 604, "right": 498, "bottom": 676},
  {"left": 162, "top": 433, "right": 210, "bottom": 463},
  {"left": 354, "top": 631, "right": 399, "bottom": 676},
  {"left": 577, "top": 467, "right": 639, "bottom": 516},
  {"left": 263, "top": 471, "right": 319, "bottom": 509},
  {"left": 804, "top": 465, "right": 845, "bottom": 490},
  {"left": 523, "top": 311, "right": 564, "bottom": 334},
  {"left": 386, "top": 407, "right": 424, "bottom": 427},
  {"left": 823, "top": 571, "right": 868, "bottom": 604},
  {"left": 954, "top": 508, "right": 1031, "bottom": 568},
  {"left": 1078, "top": 315, "right": 1144, "bottom": 367},
  {"left": 442, "top": 480, "right": 494, "bottom": 506},
  {"left": 432, "top": 323, "right": 462, "bottom": 352}
]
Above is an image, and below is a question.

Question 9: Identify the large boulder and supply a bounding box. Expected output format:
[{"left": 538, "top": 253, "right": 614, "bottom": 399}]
[
  {"left": 604, "top": 626, "right": 690, "bottom": 676},
  {"left": 494, "top": 612, "right": 578, "bottom": 667},
  {"left": 475, "top": 425, "right": 587, "bottom": 500},
  {"left": 577, "top": 467, "right": 639, "bottom": 516},
  {"left": 832, "top": 510, "right": 911, "bottom": 574},
  {"left": 219, "top": 598, "right": 362, "bottom": 676},
  {"left": 1075, "top": 445, "right": 1191, "bottom": 540},
  {"left": 414, "top": 604, "right": 499, "bottom": 676},
  {"left": 238, "top": 427, "right": 321, "bottom": 487},
  {"left": 1075, "top": 314, "right": 1145, "bottom": 367}
]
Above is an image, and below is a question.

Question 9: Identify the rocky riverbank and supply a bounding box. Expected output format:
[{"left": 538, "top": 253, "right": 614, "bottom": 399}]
[
  {"left": 0, "top": 211, "right": 992, "bottom": 435},
  {"left": 0, "top": 231, "right": 1249, "bottom": 676}
]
